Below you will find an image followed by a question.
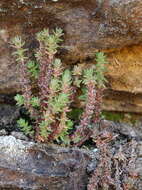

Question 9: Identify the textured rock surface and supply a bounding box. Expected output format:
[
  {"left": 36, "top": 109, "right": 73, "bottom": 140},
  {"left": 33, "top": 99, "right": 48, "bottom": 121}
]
[
  {"left": 0, "top": 0, "right": 142, "bottom": 112},
  {"left": 0, "top": 136, "right": 91, "bottom": 190},
  {"left": 103, "top": 120, "right": 142, "bottom": 190},
  {"left": 0, "top": 104, "right": 20, "bottom": 132},
  {"left": 106, "top": 45, "right": 142, "bottom": 93},
  {"left": 0, "top": 121, "right": 142, "bottom": 190},
  {"left": 103, "top": 89, "right": 142, "bottom": 113}
]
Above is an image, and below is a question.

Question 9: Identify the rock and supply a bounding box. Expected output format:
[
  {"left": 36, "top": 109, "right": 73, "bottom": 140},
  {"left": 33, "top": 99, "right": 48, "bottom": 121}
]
[
  {"left": 106, "top": 45, "right": 142, "bottom": 94},
  {"left": 102, "top": 119, "right": 142, "bottom": 140},
  {"left": 0, "top": 104, "right": 20, "bottom": 132},
  {"left": 138, "top": 142, "right": 142, "bottom": 157},
  {"left": 0, "top": 121, "right": 141, "bottom": 190},
  {"left": 103, "top": 89, "right": 142, "bottom": 113},
  {"left": 0, "top": 129, "right": 8, "bottom": 136},
  {"left": 0, "top": 0, "right": 142, "bottom": 112},
  {"left": 0, "top": 93, "right": 15, "bottom": 104},
  {"left": 92, "top": 120, "right": 142, "bottom": 189},
  {"left": 11, "top": 131, "right": 29, "bottom": 141},
  {"left": 0, "top": 136, "right": 91, "bottom": 190}
]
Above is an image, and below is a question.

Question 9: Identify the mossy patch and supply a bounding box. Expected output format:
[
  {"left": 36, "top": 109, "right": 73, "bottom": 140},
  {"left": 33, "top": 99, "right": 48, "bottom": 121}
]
[
  {"left": 102, "top": 111, "right": 124, "bottom": 122},
  {"left": 102, "top": 111, "right": 141, "bottom": 124}
]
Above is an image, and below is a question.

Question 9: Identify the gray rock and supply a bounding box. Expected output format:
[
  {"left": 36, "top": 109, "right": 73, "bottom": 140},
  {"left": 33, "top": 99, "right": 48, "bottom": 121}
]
[
  {"left": 0, "top": 104, "right": 20, "bottom": 132},
  {"left": 0, "top": 136, "right": 91, "bottom": 190},
  {"left": 11, "top": 131, "right": 29, "bottom": 141},
  {"left": 0, "top": 120, "right": 142, "bottom": 190},
  {"left": 0, "top": 129, "right": 8, "bottom": 136}
]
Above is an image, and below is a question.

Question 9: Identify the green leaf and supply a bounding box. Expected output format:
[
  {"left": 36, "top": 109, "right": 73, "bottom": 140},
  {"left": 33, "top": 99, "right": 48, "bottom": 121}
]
[
  {"left": 27, "top": 60, "right": 39, "bottom": 79},
  {"left": 95, "top": 52, "right": 108, "bottom": 87},
  {"left": 56, "top": 119, "right": 73, "bottom": 145},
  {"left": 39, "top": 120, "right": 52, "bottom": 138},
  {"left": 50, "top": 78, "right": 60, "bottom": 92},
  {"left": 36, "top": 28, "right": 63, "bottom": 55},
  {"left": 83, "top": 68, "right": 96, "bottom": 85},
  {"left": 11, "top": 36, "right": 25, "bottom": 48},
  {"left": 11, "top": 37, "right": 27, "bottom": 62},
  {"left": 14, "top": 94, "right": 24, "bottom": 106},
  {"left": 12, "top": 48, "right": 27, "bottom": 62},
  {"left": 17, "top": 118, "right": 34, "bottom": 136},
  {"left": 53, "top": 28, "right": 64, "bottom": 39},
  {"left": 62, "top": 69, "right": 72, "bottom": 85},
  {"left": 36, "top": 29, "right": 49, "bottom": 42},
  {"left": 66, "top": 119, "right": 73, "bottom": 129},
  {"left": 59, "top": 135, "right": 71, "bottom": 145},
  {"left": 53, "top": 58, "right": 62, "bottom": 68},
  {"left": 95, "top": 52, "right": 108, "bottom": 66},
  {"left": 52, "top": 58, "right": 63, "bottom": 77},
  {"left": 30, "top": 97, "right": 40, "bottom": 107},
  {"left": 50, "top": 93, "right": 69, "bottom": 114}
]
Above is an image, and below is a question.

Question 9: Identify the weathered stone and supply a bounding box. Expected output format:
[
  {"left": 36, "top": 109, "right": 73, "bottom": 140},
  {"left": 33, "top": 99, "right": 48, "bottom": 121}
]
[
  {"left": 0, "top": 120, "right": 142, "bottom": 190},
  {"left": 138, "top": 142, "right": 142, "bottom": 157},
  {"left": 95, "top": 120, "right": 142, "bottom": 189},
  {"left": 11, "top": 131, "right": 29, "bottom": 141},
  {"left": 106, "top": 45, "right": 142, "bottom": 94},
  {"left": 0, "top": 104, "right": 20, "bottom": 132},
  {"left": 0, "top": 129, "right": 8, "bottom": 136},
  {"left": 0, "top": 136, "right": 91, "bottom": 190},
  {"left": 0, "top": 0, "right": 142, "bottom": 112},
  {"left": 103, "top": 89, "right": 142, "bottom": 113}
]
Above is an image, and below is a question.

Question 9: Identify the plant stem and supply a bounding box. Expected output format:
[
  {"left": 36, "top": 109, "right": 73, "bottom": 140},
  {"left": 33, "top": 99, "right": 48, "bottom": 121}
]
[{"left": 73, "top": 81, "right": 96, "bottom": 146}]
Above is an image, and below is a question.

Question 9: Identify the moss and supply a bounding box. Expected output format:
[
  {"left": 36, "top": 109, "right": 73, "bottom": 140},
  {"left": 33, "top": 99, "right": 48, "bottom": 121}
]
[
  {"left": 102, "top": 111, "right": 124, "bottom": 122},
  {"left": 102, "top": 111, "right": 141, "bottom": 124}
]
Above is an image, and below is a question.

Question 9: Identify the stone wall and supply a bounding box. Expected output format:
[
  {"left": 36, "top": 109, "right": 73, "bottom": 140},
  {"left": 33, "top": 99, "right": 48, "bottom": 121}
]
[{"left": 0, "top": 0, "right": 142, "bottom": 112}]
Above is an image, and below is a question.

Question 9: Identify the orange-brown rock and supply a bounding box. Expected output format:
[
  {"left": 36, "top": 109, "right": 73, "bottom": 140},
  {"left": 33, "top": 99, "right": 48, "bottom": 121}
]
[
  {"left": 107, "top": 45, "right": 142, "bottom": 94},
  {"left": 0, "top": 0, "right": 142, "bottom": 112},
  {"left": 103, "top": 44, "right": 142, "bottom": 113}
]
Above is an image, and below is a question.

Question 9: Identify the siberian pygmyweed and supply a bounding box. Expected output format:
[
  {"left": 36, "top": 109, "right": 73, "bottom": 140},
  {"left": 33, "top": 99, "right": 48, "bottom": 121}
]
[{"left": 12, "top": 28, "right": 108, "bottom": 145}]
